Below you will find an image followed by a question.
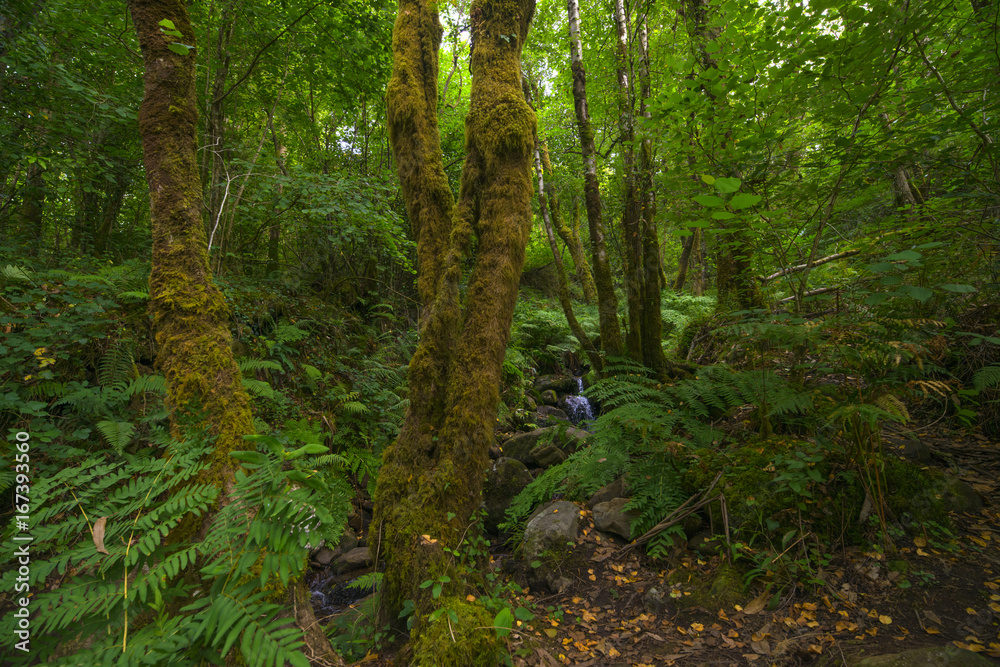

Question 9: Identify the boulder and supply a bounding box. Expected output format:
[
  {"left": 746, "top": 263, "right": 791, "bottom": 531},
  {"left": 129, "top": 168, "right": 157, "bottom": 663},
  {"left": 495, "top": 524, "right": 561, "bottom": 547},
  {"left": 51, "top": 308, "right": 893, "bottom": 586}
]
[
  {"left": 534, "top": 375, "right": 582, "bottom": 394},
  {"left": 335, "top": 547, "right": 371, "bottom": 574},
  {"left": 530, "top": 443, "right": 567, "bottom": 468},
  {"left": 851, "top": 645, "right": 994, "bottom": 666},
  {"left": 482, "top": 457, "right": 535, "bottom": 534},
  {"left": 536, "top": 405, "right": 570, "bottom": 425},
  {"left": 311, "top": 526, "right": 358, "bottom": 565},
  {"left": 588, "top": 477, "right": 630, "bottom": 508},
  {"left": 522, "top": 501, "right": 582, "bottom": 563},
  {"left": 540, "top": 389, "right": 558, "bottom": 406},
  {"left": 522, "top": 501, "right": 582, "bottom": 593},
  {"left": 502, "top": 426, "right": 588, "bottom": 466},
  {"left": 592, "top": 498, "right": 637, "bottom": 540}
]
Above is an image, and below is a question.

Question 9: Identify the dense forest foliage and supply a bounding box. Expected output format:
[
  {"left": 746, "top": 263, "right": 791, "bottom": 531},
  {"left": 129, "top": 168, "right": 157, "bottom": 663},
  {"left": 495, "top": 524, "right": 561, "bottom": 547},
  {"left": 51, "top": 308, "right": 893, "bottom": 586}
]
[{"left": 0, "top": 0, "right": 998, "bottom": 664}]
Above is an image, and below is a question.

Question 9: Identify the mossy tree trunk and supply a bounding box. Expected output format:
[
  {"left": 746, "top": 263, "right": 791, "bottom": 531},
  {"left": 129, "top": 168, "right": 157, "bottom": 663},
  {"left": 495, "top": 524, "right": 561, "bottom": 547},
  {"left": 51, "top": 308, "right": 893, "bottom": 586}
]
[
  {"left": 129, "top": 0, "right": 254, "bottom": 526},
  {"left": 376, "top": 0, "right": 536, "bottom": 660}
]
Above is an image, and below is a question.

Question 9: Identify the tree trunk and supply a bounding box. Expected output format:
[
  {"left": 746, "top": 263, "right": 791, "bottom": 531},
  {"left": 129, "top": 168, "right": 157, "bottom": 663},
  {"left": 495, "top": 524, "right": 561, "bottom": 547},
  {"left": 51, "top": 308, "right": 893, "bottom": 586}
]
[
  {"left": 129, "top": 0, "right": 254, "bottom": 535},
  {"left": 551, "top": 190, "right": 598, "bottom": 304},
  {"left": 19, "top": 160, "right": 45, "bottom": 256},
  {"left": 637, "top": 19, "right": 668, "bottom": 377},
  {"left": 613, "top": 0, "right": 644, "bottom": 361},
  {"left": 567, "top": 0, "right": 623, "bottom": 358},
  {"left": 535, "top": 132, "right": 602, "bottom": 374},
  {"left": 375, "top": 0, "right": 537, "bottom": 661}
]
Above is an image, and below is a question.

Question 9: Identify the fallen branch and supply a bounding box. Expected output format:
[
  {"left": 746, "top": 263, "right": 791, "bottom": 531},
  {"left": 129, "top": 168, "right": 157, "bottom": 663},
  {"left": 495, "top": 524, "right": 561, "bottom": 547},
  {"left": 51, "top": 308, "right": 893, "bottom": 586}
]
[{"left": 759, "top": 250, "right": 860, "bottom": 283}]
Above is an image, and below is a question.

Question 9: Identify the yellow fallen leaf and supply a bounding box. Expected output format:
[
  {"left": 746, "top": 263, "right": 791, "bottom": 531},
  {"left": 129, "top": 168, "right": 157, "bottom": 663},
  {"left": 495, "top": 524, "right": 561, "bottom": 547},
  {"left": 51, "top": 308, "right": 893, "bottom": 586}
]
[
  {"left": 990, "top": 603, "right": 1000, "bottom": 613},
  {"left": 914, "top": 536, "right": 927, "bottom": 547},
  {"left": 926, "top": 627, "right": 941, "bottom": 635},
  {"left": 917, "top": 548, "right": 930, "bottom": 556},
  {"left": 544, "top": 628, "right": 558, "bottom": 638},
  {"left": 967, "top": 607, "right": 979, "bottom": 615},
  {"left": 879, "top": 615, "right": 892, "bottom": 625},
  {"left": 690, "top": 623, "right": 704, "bottom": 632}
]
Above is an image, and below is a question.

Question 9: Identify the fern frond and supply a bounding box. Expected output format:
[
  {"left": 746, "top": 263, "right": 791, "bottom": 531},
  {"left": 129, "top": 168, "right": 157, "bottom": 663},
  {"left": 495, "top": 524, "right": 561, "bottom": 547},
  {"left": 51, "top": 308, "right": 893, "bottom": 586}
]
[
  {"left": 242, "top": 378, "right": 275, "bottom": 399},
  {"left": 124, "top": 374, "right": 167, "bottom": 397},
  {"left": 974, "top": 365, "right": 1000, "bottom": 392},
  {"left": 96, "top": 420, "right": 135, "bottom": 455},
  {"left": 238, "top": 359, "right": 284, "bottom": 374}
]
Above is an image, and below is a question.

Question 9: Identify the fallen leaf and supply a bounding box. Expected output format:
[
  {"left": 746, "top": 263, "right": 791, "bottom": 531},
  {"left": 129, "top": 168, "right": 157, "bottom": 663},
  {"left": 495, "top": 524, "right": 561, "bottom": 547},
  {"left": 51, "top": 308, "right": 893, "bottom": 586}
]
[
  {"left": 924, "top": 610, "right": 943, "bottom": 625},
  {"left": 879, "top": 615, "right": 892, "bottom": 625},
  {"left": 926, "top": 627, "right": 941, "bottom": 635},
  {"left": 743, "top": 591, "right": 769, "bottom": 615},
  {"left": 917, "top": 548, "right": 930, "bottom": 556},
  {"left": 966, "top": 607, "right": 978, "bottom": 615},
  {"left": 544, "top": 629, "right": 558, "bottom": 638},
  {"left": 93, "top": 517, "right": 109, "bottom": 554},
  {"left": 914, "top": 536, "right": 927, "bottom": 547}
]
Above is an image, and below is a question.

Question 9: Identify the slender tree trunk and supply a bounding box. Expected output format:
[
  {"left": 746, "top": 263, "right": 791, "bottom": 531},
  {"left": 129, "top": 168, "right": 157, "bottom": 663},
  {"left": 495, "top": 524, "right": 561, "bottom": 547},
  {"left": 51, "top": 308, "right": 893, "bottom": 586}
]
[
  {"left": 539, "top": 142, "right": 597, "bottom": 304},
  {"left": 637, "top": 20, "right": 668, "bottom": 377},
  {"left": 567, "top": 0, "right": 623, "bottom": 358},
  {"left": 19, "top": 160, "right": 44, "bottom": 256},
  {"left": 94, "top": 172, "right": 130, "bottom": 256},
  {"left": 534, "top": 127, "right": 602, "bottom": 373},
  {"left": 375, "top": 0, "right": 537, "bottom": 660},
  {"left": 613, "top": 0, "right": 644, "bottom": 360},
  {"left": 551, "top": 190, "right": 597, "bottom": 304}
]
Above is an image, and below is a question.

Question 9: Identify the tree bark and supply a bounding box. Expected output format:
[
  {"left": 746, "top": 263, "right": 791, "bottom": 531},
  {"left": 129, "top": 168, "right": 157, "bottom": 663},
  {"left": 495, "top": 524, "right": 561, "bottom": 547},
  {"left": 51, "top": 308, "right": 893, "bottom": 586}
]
[
  {"left": 567, "top": 0, "right": 624, "bottom": 358},
  {"left": 637, "top": 19, "right": 669, "bottom": 377},
  {"left": 550, "top": 190, "right": 597, "bottom": 304},
  {"left": 375, "top": 0, "right": 537, "bottom": 660},
  {"left": 128, "top": 0, "right": 254, "bottom": 533}
]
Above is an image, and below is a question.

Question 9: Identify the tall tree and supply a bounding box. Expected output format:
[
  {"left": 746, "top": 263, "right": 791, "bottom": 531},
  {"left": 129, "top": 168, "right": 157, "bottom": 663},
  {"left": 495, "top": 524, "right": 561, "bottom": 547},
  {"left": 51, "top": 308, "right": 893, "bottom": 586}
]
[
  {"left": 374, "top": 0, "right": 537, "bottom": 661},
  {"left": 128, "top": 0, "right": 253, "bottom": 534},
  {"left": 567, "top": 0, "right": 624, "bottom": 359}
]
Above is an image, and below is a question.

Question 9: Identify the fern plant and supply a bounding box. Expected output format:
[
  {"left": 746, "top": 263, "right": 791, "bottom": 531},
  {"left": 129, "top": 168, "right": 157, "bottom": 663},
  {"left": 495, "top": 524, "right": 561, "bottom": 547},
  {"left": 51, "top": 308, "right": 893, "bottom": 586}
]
[{"left": 0, "top": 427, "right": 350, "bottom": 666}]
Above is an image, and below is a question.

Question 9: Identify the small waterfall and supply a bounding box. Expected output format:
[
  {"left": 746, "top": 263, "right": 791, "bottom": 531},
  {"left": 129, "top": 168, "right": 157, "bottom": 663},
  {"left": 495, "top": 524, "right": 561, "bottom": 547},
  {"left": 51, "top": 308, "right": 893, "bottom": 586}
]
[{"left": 563, "top": 377, "right": 594, "bottom": 424}]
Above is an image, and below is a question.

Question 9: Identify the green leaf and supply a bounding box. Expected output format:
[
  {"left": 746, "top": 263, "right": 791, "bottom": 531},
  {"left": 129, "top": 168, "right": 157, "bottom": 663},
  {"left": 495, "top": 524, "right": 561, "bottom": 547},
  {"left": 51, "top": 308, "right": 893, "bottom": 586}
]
[
  {"left": 693, "top": 195, "right": 724, "bottom": 207},
  {"left": 898, "top": 285, "right": 934, "bottom": 302},
  {"left": 866, "top": 262, "right": 896, "bottom": 273},
  {"left": 514, "top": 607, "right": 534, "bottom": 621},
  {"left": 885, "top": 250, "right": 921, "bottom": 261},
  {"left": 167, "top": 43, "right": 192, "bottom": 56},
  {"left": 494, "top": 607, "right": 514, "bottom": 637},
  {"left": 729, "top": 193, "right": 762, "bottom": 210},
  {"left": 158, "top": 19, "right": 176, "bottom": 29},
  {"left": 940, "top": 284, "right": 976, "bottom": 293},
  {"left": 711, "top": 211, "right": 736, "bottom": 219},
  {"left": 714, "top": 177, "right": 742, "bottom": 193},
  {"left": 230, "top": 451, "right": 266, "bottom": 465},
  {"left": 700, "top": 174, "right": 716, "bottom": 185}
]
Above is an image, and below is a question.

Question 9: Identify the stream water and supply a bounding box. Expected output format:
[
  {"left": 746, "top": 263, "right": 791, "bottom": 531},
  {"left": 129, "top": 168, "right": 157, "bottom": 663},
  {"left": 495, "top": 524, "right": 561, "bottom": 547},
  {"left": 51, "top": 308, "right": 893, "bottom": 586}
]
[{"left": 563, "top": 377, "right": 594, "bottom": 424}]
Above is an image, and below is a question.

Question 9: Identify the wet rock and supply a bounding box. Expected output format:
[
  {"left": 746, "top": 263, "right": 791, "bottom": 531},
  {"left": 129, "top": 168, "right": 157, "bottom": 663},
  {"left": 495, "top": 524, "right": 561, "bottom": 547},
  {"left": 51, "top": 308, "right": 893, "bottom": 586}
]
[
  {"left": 536, "top": 405, "right": 570, "bottom": 425},
  {"left": 540, "top": 389, "right": 558, "bottom": 406},
  {"left": 592, "top": 498, "right": 637, "bottom": 541},
  {"left": 531, "top": 443, "right": 567, "bottom": 468},
  {"left": 502, "top": 427, "right": 588, "bottom": 466},
  {"left": 852, "top": 645, "right": 994, "bottom": 666},
  {"left": 311, "top": 527, "right": 357, "bottom": 565},
  {"left": 335, "top": 547, "right": 371, "bottom": 574},
  {"left": 534, "top": 375, "right": 581, "bottom": 394},
  {"left": 482, "top": 457, "right": 535, "bottom": 534}
]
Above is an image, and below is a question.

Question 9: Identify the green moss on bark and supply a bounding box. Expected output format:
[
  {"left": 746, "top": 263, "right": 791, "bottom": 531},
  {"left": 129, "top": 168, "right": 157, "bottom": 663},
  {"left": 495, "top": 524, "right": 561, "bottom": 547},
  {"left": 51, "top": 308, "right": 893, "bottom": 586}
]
[{"left": 129, "top": 0, "right": 254, "bottom": 541}]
